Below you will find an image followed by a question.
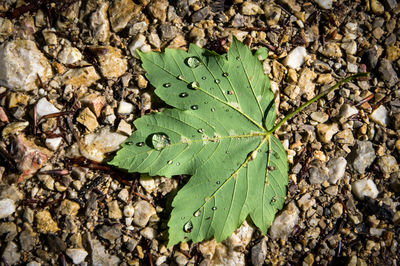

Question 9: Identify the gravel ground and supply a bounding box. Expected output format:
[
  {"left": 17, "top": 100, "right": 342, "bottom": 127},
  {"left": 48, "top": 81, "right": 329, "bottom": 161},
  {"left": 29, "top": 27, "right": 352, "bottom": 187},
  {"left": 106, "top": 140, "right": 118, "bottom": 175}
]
[{"left": 0, "top": 0, "right": 399, "bottom": 265}]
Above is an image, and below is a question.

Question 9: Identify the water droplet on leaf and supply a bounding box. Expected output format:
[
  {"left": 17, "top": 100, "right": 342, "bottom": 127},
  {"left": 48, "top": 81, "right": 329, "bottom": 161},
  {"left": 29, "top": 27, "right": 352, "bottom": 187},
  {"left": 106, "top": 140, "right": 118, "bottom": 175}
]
[
  {"left": 202, "top": 76, "right": 206, "bottom": 80},
  {"left": 152, "top": 133, "right": 170, "bottom": 150},
  {"left": 268, "top": 165, "right": 275, "bottom": 171},
  {"left": 183, "top": 221, "right": 193, "bottom": 232},
  {"left": 211, "top": 207, "right": 217, "bottom": 211},
  {"left": 227, "top": 90, "right": 234, "bottom": 95},
  {"left": 186, "top": 57, "right": 201, "bottom": 68},
  {"left": 210, "top": 108, "right": 215, "bottom": 112},
  {"left": 136, "top": 142, "right": 145, "bottom": 147},
  {"left": 222, "top": 72, "right": 229, "bottom": 77},
  {"left": 236, "top": 56, "right": 241, "bottom": 60},
  {"left": 126, "top": 141, "right": 134, "bottom": 145},
  {"left": 176, "top": 162, "right": 180, "bottom": 166},
  {"left": 191, "top": 105, "right": 198, "bottom": 110},
  {"left": 181, "top": 217, "right": 185, "bottom": 220},
  {"left": 216, "top": 181, "right": 221, "bottom": 184},
  {"left": 197, "top": 128, "right": 203, "bottom": 133},
  {"left": 190, "top": 81, "right": 199, "bottom": 89},
  {"left": 194, "top": 210, "right": 201, "bottom": 217},
  {"left": 167, "top": 160, "right": 173, "bottom": 164},
  {"left": 177, "top": 75, "right": 184, "bottom": 80},
  {"left": 179, "top": 92, "right": 188, "bottom": 98},
  {"left": 163, "top": 83, "right": 171, "bottom": 88},
  {"left": 214, "top": 79, "right": 220, "bottom": 84}
]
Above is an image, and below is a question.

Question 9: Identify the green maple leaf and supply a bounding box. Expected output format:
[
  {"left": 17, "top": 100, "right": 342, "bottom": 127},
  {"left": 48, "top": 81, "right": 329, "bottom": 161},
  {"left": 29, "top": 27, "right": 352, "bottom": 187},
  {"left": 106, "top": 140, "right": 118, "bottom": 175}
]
[{"left": 109, "top": 37, "right": 367, "bottom": 246}]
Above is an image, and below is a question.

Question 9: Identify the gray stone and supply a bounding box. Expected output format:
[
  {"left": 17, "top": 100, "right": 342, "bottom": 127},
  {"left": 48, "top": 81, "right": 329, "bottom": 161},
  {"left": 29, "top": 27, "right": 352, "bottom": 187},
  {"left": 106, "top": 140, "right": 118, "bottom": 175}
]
[
  {"left": 191, "top": 6, "right": 210, "bottom": 23},
  {"left": 378, "top": 59, "right": 399, "bottom": 87},
  {"left": 327, "top": 157, "right": 347, "bottom": 184},
  {"left": 377, "top": 155, "right": 399, "bottom": 175},
  {"left": 0, "top": 222, "right": 17, "bottom": 241},
  {"left": 66, "top": 248, "right": 88, "bottom": 264},
  {"left": 19, "top": 229, "right": 35, "bottom": 251},
  {"left": 348, "top": 141, "right": 376, "bottom": 174},
  {"left": 109, "top": 0, "right": 140, "bottom": 32},
  {"left": 269, "top": 202, "right": 299, "bottom": 239},
  {"left": 251, "top": 238, "right": 267, "bottom": 266},
  {"left": 89, "top": 2, "right": 110, "bottom": 43},
  {"left": 97, "top": 224, "right": 122, "bottom": 242},
  {"left": 85, "top": 233, "right": 120, "bottom": 266},
  {"left": 315, "top": 0, "right": 333, "bottom": 9},
  {"left": 363, "top": 49, "right": 379, "bottom": 69},
  {"left": 390, "top": 171, "right": 400, "bottom": 192},
  {"left": 0, "top": 199, "right": 15, "bottom": 219},
  {"left": 309, "top": 161, "right": 329, "bottom": 184},
  {"left": 159, "top": 24, "right": 179, "bottom": 41},
  {"left": 383, "top": 0, "right": 398, "bottom": 9},
  {"left": 133, "top": 200, "right": 156, "bottom": 227},
  {"left": 2, "top": 241, "right": 20, "bottom": 265}
]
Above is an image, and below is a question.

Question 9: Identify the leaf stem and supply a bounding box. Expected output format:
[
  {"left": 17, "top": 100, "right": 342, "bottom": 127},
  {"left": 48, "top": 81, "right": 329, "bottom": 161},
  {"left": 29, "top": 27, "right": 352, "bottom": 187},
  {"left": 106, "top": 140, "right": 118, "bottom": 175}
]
[{"left": 269, "top": 72, "right": 369, "bottom": 134}]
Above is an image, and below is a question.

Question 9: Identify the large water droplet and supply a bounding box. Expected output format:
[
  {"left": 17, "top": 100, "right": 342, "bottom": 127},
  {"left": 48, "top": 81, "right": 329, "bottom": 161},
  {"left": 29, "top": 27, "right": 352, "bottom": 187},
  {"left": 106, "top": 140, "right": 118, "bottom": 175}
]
[
  {"left": 227, "top": 90, "right": 234, "bottom": 95},
  {"left": 211, "top": 207, "right": 217, "bottom": 211},
  {"left": 210, "top": 108, "right": 215, "bottom": 112},
  {"left": 191, "top": 105, "right": 198, "bottom": 110},
  {"left": 177, "top": 75, "right": 184, "bottom": 80},
  {"left": 186, "top": 57, "right": 201, "bottom": 68},
  {"left": 163, "top": 83, "right": 171, "bottom": 88},
  {"left": 197, "top": 128, "right": 204, "bottom": 133},
  {"left": 183, "top": 221, "right": 193, "bottom": 232},
  {"left": 190, "top": 81, "right": 199, "bottom": 89},
  {"left": 268, "top": 165, "right": 275, "bottom": 171},
  {"left": 194, "top": 210, "right": 201, "bottom": 217},
  {"left": 167, "top": 160, "right": 173, "bottom": 165},
  {"left": 126, "top": 141, "right": 134, "bottom": 145},
  {"left": 136, "top": 142, "right": 145, "bottom": 147},
  {"left": 152, "top": 133, "right": 170, "bottom": 150},
  {"left": 214, "top": 79, "right": 220, "bottom": 84},
  {"left": 222, "top": 72, "right": 229, "bottom": 77},
  {"left": 179, "top": 92, "right": 188, "bottom": 98},
  {"left": 201, "top": 76, "right": 206, "bottom": 80}
]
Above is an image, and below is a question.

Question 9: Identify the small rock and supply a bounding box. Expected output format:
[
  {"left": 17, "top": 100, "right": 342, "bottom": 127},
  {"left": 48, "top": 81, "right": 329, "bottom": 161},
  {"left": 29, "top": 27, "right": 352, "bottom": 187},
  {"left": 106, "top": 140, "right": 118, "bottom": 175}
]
[
  {"left": 251, "top": 238, "right": 267, "bottom": 266},
  {"left": 89, "top": 2, "right": 110, "bottom": 43},
  {"left": 137, "top": 74, "right": 148, "bottom": 89},
  {"left": 386, "top": 46, "right": 400, "bottom": 61},
  {"left": 45, "top": 136, "right": 63, "bottom": 151},
  {"left": 370, "top": 105, "right": 389, "bottom": 127},
  {"left": 315, "top": 0, "right": 333, "bottom": 9},
  {"left": 0, "top": 107, "right": 9, "bottom": 123},
  {"left": 390, "top": 172, "right": 400, "bottom": 192},
  {"left": 91, "top": 46, "right": 128, "bottom": 79},
  {"left": 310, "top": 112, "right": 329, "bottom": 123},
  {"left": 316, "top": 73, "right": 333, "bottom": 84},
  {"left": 56, "top": 66, "right": 100, "bottom": 88},
  {"left": 129, "top": 34, "right": 147, "bottom": 58},
  {"left": 269, "top": 201, "right": 299, "bottom": 239},
  {"left": 97, "top": 224, "right": 122, "bottom": 241},
  {"left": 79, "top": 126, "right": 127, "bottom": 162},
  {"left": 348, "top": 141, "right": 376, "bottom": 174},
  {"left": 241, "top": 2, "right": 263, "bottom": 15},
  {"left": 159, "top": 24, "right": 179, "bottom": 41},
  {"left": 303, "top": 253, "right": 314, "bottom": 266},
  {"left": 108, "top": 200, "right": 122, "bottom": 219},
  {"left": 377, "top": 155, "right": 399, "bottom": 175},
  {"left": 0, "top": 17, "right": 13, "bottom": 37},
  {"left": 66, "top": 248, "right": 88, "bottom": 264},
  {"left": 2, "top": 241, "right": 20, "bottom": 265},
  {"left": 0, "top": 222, "right": 17, "bottom": 241},
  {"left": 19, "top": 228, "right": 35, "bottom": 252},
  {"left": 338, "top": 104, "right": 358, "bottom": 124},
  {"left": 0, "top": 199, "right": 15, "bottom": 219},
  {"left": 77, "top": 107, "right": 99, "bottom": 132},
  {"left": 8, "top": 92, "right": 29, "bottom": 108},
  {"left": 309, "top": 162, "right": 329, "bottom": 184},
  {"left": 86, "top": 233, "right": 120, "bottom": 265},
  {"left": 331, "top": 202, "right": 343, "bottom": 218},
  {"left": 327, "top": 157, "right": 347, "bottom": 184},
  {"left": 283, "top": 46, "right": 307, "bottom": 69},
  {"left": 371, "top": 0, "right": 385, "bottom": 14},
  {"left": 118, "top": 188, "right": 130, "bottom": 203},
  {"left": 175, "top": 251, "right": 189, "bottom": 265},
  {"left": 59, "top": 199, "right": 80, "bottom": 216},
  {"left": 335, "top": 128, "right": 354, "bottom": 145},
  {"left": 109, "top": 0, "right": 141, "bottom": 32},
  {"left": 264, "top": 4, "right": 281, "bottom": 26},
  {"left": 363, "top": 48, "right": 379, "bottom": 69},
  {"left": 148, "top": 32, "right": 161, "bottom": 48},
  {"left": 133, "top": 200, "right": 156, "bottom": 227},
  {"left": 352, "top": 179, "right": 379, "bottom": 199},
  {"left": 35, "top": 98, "right": 60, "bottom": 120},
  {"left": 123, "top": 204, "right": 135, "bottom": 217},
  {"left": 79, "top": 94, "right": 105, "bottom": 117},
  {"left": 140, "top": 227, "right": 156, "bottom": 240},
  {"left": 57, "top": 46, "right": 83, "bottom": 65},
  {"left": 148, "top": 0, "right": 168, "bottom": 22},
  {"left": 284, "top": 85, "right": 301, "bottom": 99},
  {"left": 378, "top": 59, "right": 399, "bottom": 87},
  {"left": 316, "top": 123, "right": 339, "bottom": 143},
  {"left": 297, "top": 193, "right": 315, "bottom": 211},
  {"left": 341, "top": 41, "right": 357, "bottom": 55},
  {"left": 140, "top": 175, "right": 156, "bottom": 194},
  {"left": 117, "top": 101, "right": 134, "bottom": 114},
  {"left": 116, "top": 120, "right": 132, "bottom": 136},
  {"left": 297, "top": 68, "right": 317, "bottom": 100},
  {"left": 0, "top": 40, "right": 53, "bottom": 91},
  {"left": 319, "top": 42, "right": 342, "bottom": 58},
  {"left": 35, "top": 210, "right": 60, "bottom": 233}
]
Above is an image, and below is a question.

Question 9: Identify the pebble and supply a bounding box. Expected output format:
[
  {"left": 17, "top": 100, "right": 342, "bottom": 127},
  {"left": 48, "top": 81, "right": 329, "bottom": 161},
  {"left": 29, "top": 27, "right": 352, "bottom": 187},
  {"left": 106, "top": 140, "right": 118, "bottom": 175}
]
[
  {"left": 79, "top": 94, "right": 105, "bottom": 117},
  {"left": 303, "top": 253, "right": 314, "bottom": 266},
  {"left": 117, "top": 101, "right": 135, "bottom": 114},
  {"left": 269, "top": 202, "right": 299, "bottom": 239},
  {"left": 341, "top": 41, "right": 357, "bottom": 55},
  {"left": 148, "top": 0, "right": 168, "bottom": 22},
  {"left": 348, "top": 141, "right": 376, "bottom": 174},
  {"left": 0, "top": 222, "right": 17, "bottom": 241},
  {"left": 370, "top": 105, "right": 389, "bottom": 127},
  {"left": 327, "top": 157, "right": 347, "bottom": 184},
  {"left": 79, "top": 126, "right": 127, "bottom": 162},
  {"left": 390, "top": 172, "right": 400, "bottom": 192},
  {"left": 338, "top": 104, "right": 358, "bottom": 124},
  {"left": 35, "top": 98, "right": 60, "bottom": 119},
  {"left": 335, "top": 128, "right": 354, "bottom": 145},
  {"left": 2, "top": 121, "right": 29, "bottom": 138},
  {"left": 35, "top": 210, "right": 60, "bottom": 233},
  {"left": 133, "top": 200, "right": 156, "bottom": 227},
  {"left": 109, "top": 0, "right": 140, "bottom": 32},
  {"left": 77, "top": 107, "right": 99, "bottom": 132},
  {"left": 251, "top": 238, "right": 267, "bottom": 266},
  {"left": 319, "top": 42, "right": 343, "bottom": 58},
  {"left": 19, "top": 228, "right": 35, "bottom": 252},
  {"left": 118, "top": 188, "right": 130, "bottom": 202},
  {"left": 264, "top": 4, "right": 281, "bottom": 26},
  {"left": 297, "top": 193, "right": 315, "bottom": 211},
  {"left": 316, "top": 123, "right": 339, "bottom": 143},
  {"left": 386, "top": 46, "right": 400, "bottom": 61},
  {"left": 97, "top": 224, "right": 122, "bottom": 241},
  {"left": 309, "top": 162, "right": 329, "bottom": 184},
  {"left": 8, "top": 92, "right": 29, "bottom": 108},
  {"left": 66, "top": 248, "right": 88, "bottom": 264},
  {"left": 139, "top": 175, "right": 157, "bottom": 194},
  {"left": 310, "top": 112, "right": 329, "bottom": 123},
  {"left": 140, "top": 227, "right": 156, "bottom": 240},
  {"left": 297, "top": 68, "right": 317, "bottom": 100},
  {"left": 315, "top": 0, "right": 333, "bottom": 9},
  {"left": 377, "top": 155, "right": 399, "bottom": 175},
  {"left": 331, "top": 202, "right": 343, "bottom": 218},
  {"left": 89, "top": 2, "right": 110, "bottom": 43},
  {"left": 352, "top": 179, "right": 379, "bottom": 200},
  {"left": 45, "top": 135, "right": 63, "bottom": 151},
  {"left": 57, "top": 46, "right": 83, "bottom": 65},
  {"left": 175, "top": 251, "right": 189, "bottom": 265},
  {"left": 116, "top": 120, "right": 132, "bottom": 136},
  {"left": 0, "top": 107, "right": 9, "bottom": 123},
  {"left": 86, "top": 233, "right": 120, "bottom": 265},
  {"left": 0, "top": 199, "right": 15, "bottom": 219},
  {"left": 123, "top": 204, "right": 135, "bottom": 217},
  {"left": 93, "top": 46, "right": 128, "bottom": 79},
  {"left": 58, "top": 199, "right": 80, "bottom": 216},
  {"left": 108, "top": 200, "right": 123, "bottom": 219},
  {"left": 283, "top": 46, "right": 307, "bottom": 69},
  {"left": 129, "top": 34, "right": 147, "bottom": 58},
  {"left": 371, "top": 0, "right": 385, "bottom": 14},
  {"left": 0, "top": 40, "right": 53, "bottom": 91},
  {"left": 2, "top": 242, "right": 20, "bottom": 265},
  {"left": 241, "top": 2, "right": 263, "bottom": 15},
  {"left": 378, "top": 59, "right": 399, "bottom": 87},
  {"left": 56, "top": 66, "right": 100, "bottom": 88}
]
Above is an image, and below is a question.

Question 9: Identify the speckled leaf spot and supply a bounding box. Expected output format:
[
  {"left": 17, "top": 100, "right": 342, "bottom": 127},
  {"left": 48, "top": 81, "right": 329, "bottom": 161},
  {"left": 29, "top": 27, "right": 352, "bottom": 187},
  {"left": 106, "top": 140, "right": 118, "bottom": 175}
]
[{"left": 109, "top": 37, "right": 289, "bottom": 246}]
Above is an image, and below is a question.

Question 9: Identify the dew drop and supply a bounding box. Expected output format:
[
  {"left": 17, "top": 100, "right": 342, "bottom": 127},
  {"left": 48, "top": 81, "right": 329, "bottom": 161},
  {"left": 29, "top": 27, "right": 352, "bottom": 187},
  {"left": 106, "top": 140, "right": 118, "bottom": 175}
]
[
  {"left": 211, "top": 207, "right": 217, "bottom": 211},
  {"left": 152, "top": 133, "right": 170, "bottom": 150},
  {"left": 236, "top": 56, "right": 241, "bottom": 60},
  {"left": 126, "top": 141, "right": 134, "bottom": 145},
  {"left": 183, "top": 221, "right": 193, "bottom": 232},
  {"left": 190, "top": 81, "right": 200, "bottom": 89},
  {"left": 216, "top": 181, "right": 221, "bottom": 184},
  {"left": 193, "top": 210, "right": 201, "bottom": 217},
  {"left": 163, "top": 83, "right": 171, "bottom": 88},
  {"left": 181, "top": 217, "right": 185, "bottom": 220},
  {"left": 177, "top": 75, "right": 184, "bottom": 80},
  {"left": 222, "top": 72, "right": 229, "bottom": 77},
  {"left": 201, "top": 76, "right": 206, "bottom": 80},
  {"left": 136, "top": 142, "right": 145, "bottom": 147},
  {"left": 227, "top": 90, "right": 234, "bottom": 95},
  {"left": 176, "top": 162, "right": 181, "bottom": 166},
  {"left": 191, "top": 105, "right": 198, "bottom": 110},
  {"left": 210, "top": 108, "right": 215, "bottom": 112},
  {"left": 167, "top": 160, "right": 173, "bottom": 165},
  {"left": 186, "top": 57, "right": 201, "bottom": 68},
  {"left": 270, "top": 196, "right": 277, "bottom": 204},
  {"left": 197, "top": 128, "right": 204, "bottom": 133},
  {"left": 268, "top": 165, "right": 275, "bottom": 171},
  {"left": 179, "top": 92, "right": 189, "bottom": 98},
  {"left": 214, "top": 79, "right": 220, "bottom": 84}
]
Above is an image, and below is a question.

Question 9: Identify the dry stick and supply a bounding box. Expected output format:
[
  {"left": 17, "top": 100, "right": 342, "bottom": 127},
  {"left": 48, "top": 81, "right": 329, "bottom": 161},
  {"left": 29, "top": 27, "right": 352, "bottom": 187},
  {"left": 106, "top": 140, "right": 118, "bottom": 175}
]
[{"left": 269, "top": 73, "right": 369, "bottom": 134}]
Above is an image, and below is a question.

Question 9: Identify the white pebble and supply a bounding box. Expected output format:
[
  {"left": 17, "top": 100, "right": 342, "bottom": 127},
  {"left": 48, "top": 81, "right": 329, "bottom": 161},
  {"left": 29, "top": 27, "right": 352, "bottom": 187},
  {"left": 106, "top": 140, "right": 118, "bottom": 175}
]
[
  {"left": 117, "top": 101, "right": 134, "bottom": 115},
  {"left": 352, "top": 179, "right": 379, "bottom": 200},
  {"left": 129, "top": 34, "right": 146, "bottom": 58},
  {"left": 370, "top": 105, "right": 388, "bottom": 127},
  {"left": 66, "top": 248, "right": 88, "bottom": 264},
  {"left": 36, "top": 98, "right": 60, "bottom": 119},
  {"left": 123, "top": 204, "right": 135, "bottom": 218},
  {"left": 0, "top": 199, "right": 15, "bottom": 219},
  {"left": 283, "top": 47, "right": 307, "bottom": 69},
  {"left": 315, "top": 0, "right": 333, "bottom": 9},
  {"left": 327, "top": 157, "right": 347, "bottom": 184},
  {"left": 139, "top": 175, "right": 156, "bottom": 193}
]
